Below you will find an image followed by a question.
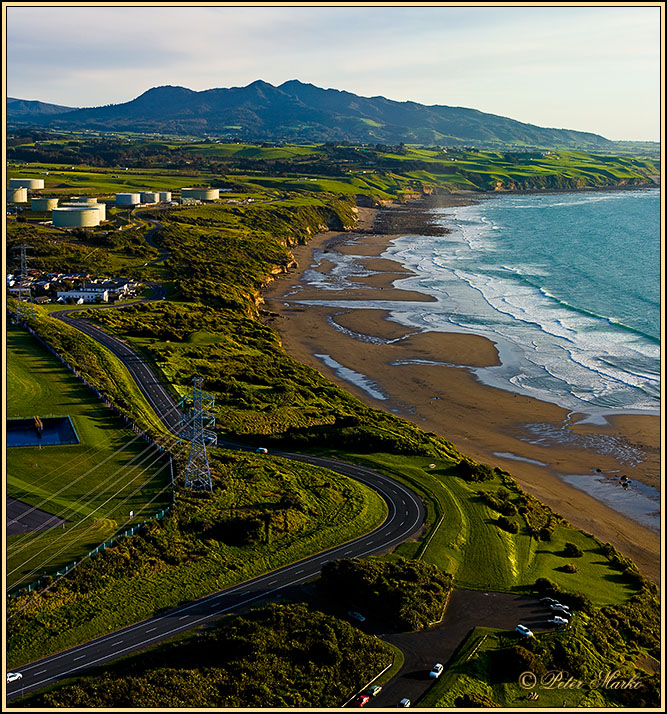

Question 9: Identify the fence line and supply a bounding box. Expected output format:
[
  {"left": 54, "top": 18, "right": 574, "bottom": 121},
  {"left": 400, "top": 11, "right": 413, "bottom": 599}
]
[
  {"left": 8, "top": 507, "right": 171, "bottom": 598},
  {"left": 7, "top": 314, "right": 177, "bottom": 598}
]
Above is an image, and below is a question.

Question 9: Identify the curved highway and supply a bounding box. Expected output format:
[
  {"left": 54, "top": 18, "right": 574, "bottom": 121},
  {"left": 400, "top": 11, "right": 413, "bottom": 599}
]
[{"left": 8, "top": 238, "right": 426, "bottom": 700}]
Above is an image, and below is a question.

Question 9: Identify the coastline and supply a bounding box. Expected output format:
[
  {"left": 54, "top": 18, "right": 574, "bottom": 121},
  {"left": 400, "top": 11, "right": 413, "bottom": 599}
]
[{"left": 261, "top": 193, "right": 661, "bottom": 583}]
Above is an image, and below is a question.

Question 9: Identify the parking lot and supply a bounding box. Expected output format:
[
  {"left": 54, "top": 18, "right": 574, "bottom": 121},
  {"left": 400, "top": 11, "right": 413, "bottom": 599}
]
[{"left": 367, "top": 589, "right": 550, "bottom": 709}]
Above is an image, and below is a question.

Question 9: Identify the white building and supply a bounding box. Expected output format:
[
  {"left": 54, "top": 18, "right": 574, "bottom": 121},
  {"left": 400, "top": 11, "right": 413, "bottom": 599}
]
[{"left": 56, "top": 289, "right": 109, "bottom": 303}]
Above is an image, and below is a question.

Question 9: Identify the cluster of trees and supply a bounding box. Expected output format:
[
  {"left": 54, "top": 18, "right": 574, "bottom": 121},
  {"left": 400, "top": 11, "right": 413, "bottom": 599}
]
[
  {"left": 320, "top": 557, "right": 452, "bottom": 631},
  {"left": 20, "top": 603, "right": 393, "bottom": 708}
]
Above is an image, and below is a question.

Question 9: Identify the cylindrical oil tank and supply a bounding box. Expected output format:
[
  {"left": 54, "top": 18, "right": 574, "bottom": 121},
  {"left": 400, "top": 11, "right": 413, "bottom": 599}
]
[
  {"left": 31, "top": 197, "right": 59, "bottom": 211},
  {"left": 9, "top": 177, "right": 45, "bottom": 190},
  {"left": 181, "top": 187, "right": 219, "bottom": 201},
  {"left": 140, "top": 191, "right": 159, "bottom": 204},
  {"left": 158, "top": 191, "right": 172, "bottom": 202},
  {"left": 70, "top": 196, "right": 98, "bottom": 204},
  {"left": 116, "top": 193, "right": 141, "bottom": 207},
  {"left": 52, "top": 207, "right": 101, "bottom": 228},
  {"left": 62, "top": 202, "right": 106, "bottom": 221},
  {"left": 9, "top": 187, "right": 28, "bottom": 203}
]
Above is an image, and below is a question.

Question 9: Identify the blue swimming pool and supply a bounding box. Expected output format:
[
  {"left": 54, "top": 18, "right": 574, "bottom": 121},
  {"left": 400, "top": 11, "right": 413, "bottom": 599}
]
[{"left": 6, "top": 416, "right": 80, "bottom": 447}]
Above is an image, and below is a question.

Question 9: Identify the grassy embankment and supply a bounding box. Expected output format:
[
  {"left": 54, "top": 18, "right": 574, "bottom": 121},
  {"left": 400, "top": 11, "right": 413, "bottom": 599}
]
[{"left": 6, "top": 326, "right": 171, "bottom": 591}]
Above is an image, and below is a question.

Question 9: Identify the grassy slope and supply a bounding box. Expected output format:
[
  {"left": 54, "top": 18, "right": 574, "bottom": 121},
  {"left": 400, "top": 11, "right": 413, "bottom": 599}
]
[
  {"left": 6, "top": 326, "right": 171, "bottom": 590},
  {"left": 321, "top": 452, "right": 639, "bottom": 607}
]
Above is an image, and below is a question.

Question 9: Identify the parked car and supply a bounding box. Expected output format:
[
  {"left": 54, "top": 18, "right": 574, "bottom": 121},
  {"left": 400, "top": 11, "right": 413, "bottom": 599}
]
[
  {"left": 6, "top": 672, "right": 22, "bottom": 683},
  {"left": 366, "top": 685, "right": 382, "bottom": 697},
  {"left": 353, "top": 694, "right": 370, "bottom": 707},
  {"left": 550, "top": 602, "right": 570, "bottom": 611},
  {"left": 515, "top": 624, "right": 534, "bottom": 637},
  {"left": 548, "top": 616, "right": 569, "bottom": 626},
  {"left": 398, "top": 698, "right": 411, "bottom": 707},
  {"left": 551, "top": 605, "right": 571, "bottom": 617},
  {"left": 429, "top": 663, "right": 444, "bottom": 679},
  {"left": 540, "top": 597, "right": 557, "bottom": 604},
  {"left": 347, "top": 610, "right": 366, "bottom": 623},
  {"left": 255, "top": 447, "right": 268, "bottom": 454}
]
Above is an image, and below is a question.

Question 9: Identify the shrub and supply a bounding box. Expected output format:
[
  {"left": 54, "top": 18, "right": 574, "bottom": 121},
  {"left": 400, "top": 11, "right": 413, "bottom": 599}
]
[
  {"left": 457, "top": 459, "right": 494, "bottom": 482},
  {"left": 561, "top": 564, "right": 578, "bottom": 573},
  {"left": 562, "top": 542, "right": 583, "bottom": 558},
  {"left": 496, "top": 516, "right": 519, "bottom": 533}
]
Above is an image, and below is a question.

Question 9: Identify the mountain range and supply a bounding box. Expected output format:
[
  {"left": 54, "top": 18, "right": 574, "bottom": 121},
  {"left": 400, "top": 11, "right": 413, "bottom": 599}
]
[{"left": 8, "top": 79, "right": 615, "bottom": 149}]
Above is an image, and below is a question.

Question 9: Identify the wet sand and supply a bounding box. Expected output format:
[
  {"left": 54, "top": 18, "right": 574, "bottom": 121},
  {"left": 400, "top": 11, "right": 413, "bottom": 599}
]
[{"left": 262, "top": 199, "right": 661, "bottom": 583}]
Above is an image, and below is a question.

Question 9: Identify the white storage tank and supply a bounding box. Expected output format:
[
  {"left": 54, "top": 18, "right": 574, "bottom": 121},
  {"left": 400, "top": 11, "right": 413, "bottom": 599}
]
[
  {"left": 181, "top": 187, "right": 219, "bottom": 201},
  {"left": 10, "top": 177, "right": 45, "bottom": 190},
  {"left": 140, "top": 191, "right": 159, "bottom": 204},
  {"left": 31, "top": 197, "right": 59, "bottom": 211},
  {"left": 116, "top": 193, "right": 141, "bottom": 207},
  {"left": 52, "top": 206, "right": 101, "bottom": 228},
  {"left": 158, "top": 191, "right": 172, "bottom": 202},
  {"left": 70, "top": 196, "right": 98, "bottom": 204},
  {"left": 62, "top": 202, "right": 106, "bottom": 221},
  {"left": 9, "top": 187, "right": 28, "bottom": 203}
]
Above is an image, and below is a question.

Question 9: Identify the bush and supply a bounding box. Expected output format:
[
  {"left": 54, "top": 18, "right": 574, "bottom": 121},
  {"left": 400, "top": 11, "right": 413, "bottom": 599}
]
[
  {"left": 562, "top": 542, "right": 583, "bottom": 558},
  {"left": 457, "top": 459, "right": 494, "bottom": 482},
  {"left": 496, "top": 516, "right": 519, "bottom": 533},
  {"left": 561, "top": 564, "right": 578, "bottom": 573}
]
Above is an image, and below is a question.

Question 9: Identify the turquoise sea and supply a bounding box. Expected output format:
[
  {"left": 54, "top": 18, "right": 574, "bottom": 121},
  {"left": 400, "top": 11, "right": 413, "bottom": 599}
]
[{"left": 382, "top": 189, "right": 661, "bottom": 419}]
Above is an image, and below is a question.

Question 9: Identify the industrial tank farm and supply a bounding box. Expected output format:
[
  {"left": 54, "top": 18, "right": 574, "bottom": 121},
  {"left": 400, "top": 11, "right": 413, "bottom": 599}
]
[
  {"left": 61, "top": 202, "right": 107, "bottom": 221},
  {"left": 140, "top": 191, "right": 159, "bottom": 204},
  {"left": 52, "top": 206, "right": 101, "bottom": 228},
  {"left": 116, "top": 193, "right": 141, "bottom": 207},
  {"left": 9, "top": 187, "right": 28, "bottom": 203},
  {"left": 181, "top": 187, "right": 220, "bottom": 201},
  {"left": 31, "top": 197, "right": 59, "bottom": 211},
  {"left": 9, "top": 177, "right": 45, "bottom": 190}
]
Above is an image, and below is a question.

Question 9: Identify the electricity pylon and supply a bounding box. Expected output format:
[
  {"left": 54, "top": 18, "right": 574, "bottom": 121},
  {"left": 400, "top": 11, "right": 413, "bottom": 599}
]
[
  {"left": 15, "top": 244, "right": 35, "bottom": 323},
  {"left": 179, "top": 376, "right": 217, "bottom": 491}
]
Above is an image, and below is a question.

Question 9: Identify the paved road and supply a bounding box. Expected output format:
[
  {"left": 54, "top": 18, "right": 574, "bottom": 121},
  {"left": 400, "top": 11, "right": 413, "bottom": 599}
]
[{"left": 8, "top": 278, "right": 427, "bottom": 700}]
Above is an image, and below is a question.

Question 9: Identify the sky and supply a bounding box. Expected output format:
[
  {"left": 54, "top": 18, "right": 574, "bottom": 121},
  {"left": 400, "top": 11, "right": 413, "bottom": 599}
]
[{"left": 5, "top": 4, "right": 662, "bottom": 141}]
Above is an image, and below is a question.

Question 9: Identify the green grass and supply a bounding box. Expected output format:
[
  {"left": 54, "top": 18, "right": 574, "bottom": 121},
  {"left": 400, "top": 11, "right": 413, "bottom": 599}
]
[
  {"left": 321, "top": 452, "right": 640, "bottom": 606},
  {"left": 6, "top": 326, "right": 171, "bottom": 590}
]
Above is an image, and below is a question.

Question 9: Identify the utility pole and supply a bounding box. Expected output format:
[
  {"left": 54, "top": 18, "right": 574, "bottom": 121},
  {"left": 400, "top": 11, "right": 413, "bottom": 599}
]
[
  {"left": 179, "top": 376, "right": 217, "bottom": 491},
  {"left": 15, "top": 244, "right": 35, "bottom": 323}
]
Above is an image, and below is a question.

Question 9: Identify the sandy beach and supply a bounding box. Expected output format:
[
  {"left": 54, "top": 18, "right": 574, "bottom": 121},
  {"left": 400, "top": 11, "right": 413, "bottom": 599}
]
[{"left": 262, "top": 197, "right": 661, "bottom": 583}]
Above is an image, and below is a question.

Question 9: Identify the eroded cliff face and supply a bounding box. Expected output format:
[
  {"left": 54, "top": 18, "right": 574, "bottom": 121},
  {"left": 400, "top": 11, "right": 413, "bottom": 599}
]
[{"left": 491, "top": 175, "right": 657, "bottom": 192}]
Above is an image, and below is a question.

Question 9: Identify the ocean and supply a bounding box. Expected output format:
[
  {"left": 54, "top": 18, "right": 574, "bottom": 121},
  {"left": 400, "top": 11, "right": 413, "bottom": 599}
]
[{"left": 382, "top": 188, "right": 661, "bottom": 420}]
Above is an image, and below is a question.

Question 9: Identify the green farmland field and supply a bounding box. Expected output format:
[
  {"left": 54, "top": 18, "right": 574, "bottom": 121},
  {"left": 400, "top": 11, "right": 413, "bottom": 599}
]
[{"left": 6, "top": 326, "right": 171, "bottom": 590}]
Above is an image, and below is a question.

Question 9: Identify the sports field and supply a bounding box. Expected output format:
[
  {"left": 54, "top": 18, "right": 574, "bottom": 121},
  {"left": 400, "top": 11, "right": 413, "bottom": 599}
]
[{"left": 6, "top": 326, "right": 172, "bottom": 590}]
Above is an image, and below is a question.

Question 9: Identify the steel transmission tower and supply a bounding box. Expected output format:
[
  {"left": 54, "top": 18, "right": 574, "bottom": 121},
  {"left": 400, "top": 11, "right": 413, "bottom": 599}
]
[
  {"left": 179, "top": 376, "right": 217, "bottom": 491},
  {"left": 15, "top": 244, "right": 35, "bottom": 323}
]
